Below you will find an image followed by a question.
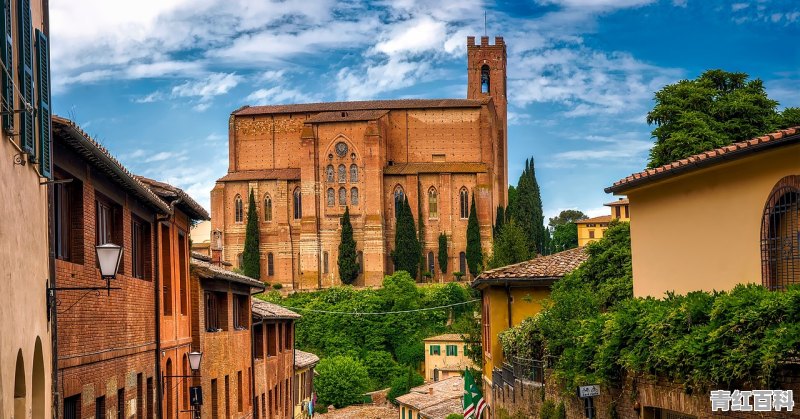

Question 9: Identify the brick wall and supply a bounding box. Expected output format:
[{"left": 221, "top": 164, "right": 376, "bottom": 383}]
[{"left": 253, "top": 320, "right": 295, "bottom": 419}]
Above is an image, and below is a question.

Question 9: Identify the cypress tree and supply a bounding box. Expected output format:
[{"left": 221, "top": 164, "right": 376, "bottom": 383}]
[
  {"left": 508, "top": 158, "right": 547, "bottom": 255},
  {"left": 493, "top": 206, "right": 505, "bottom": 238},
  {"left": 242, "top": 189, "right": 261, "bottom": 279},
  {"left": 437, "top": 233, "right": 448, "bottom": 274},
  {"left": 338, "top": 207, "right": 359, "bottom": 285},
  {"left": 417, "top": 184, "right": 425, "bottom": 277},
  {"left": 465, "top": 194, "right": 482, "bottom": 276},
  {"left": 393, "top": 197, "right": 420, "bottom": 279}
]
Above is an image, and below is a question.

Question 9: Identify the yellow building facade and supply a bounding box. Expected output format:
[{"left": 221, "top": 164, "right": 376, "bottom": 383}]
[
  {"left": 471, "top": 247, "right": 588, "bottom": 411},
  {"left": 293, "top": 350, "right": 319, "bottom": 418},
  {"left": 576, "top": 198, "right": 630, "bottom": 247},
  {"left": 423, "top": 334, "right": 476, "bottom": 382},
  {"left": 606, "top": 127, "right": 799, "bottom": 297}
]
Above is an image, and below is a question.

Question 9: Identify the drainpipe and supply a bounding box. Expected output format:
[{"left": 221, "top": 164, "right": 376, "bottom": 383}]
[
  {"left": 47, "top": 177, "right": 58, "bottom": 418},
  {"left": 154, "top": 214, "right": 166, "bottom": 419},
  {"left": 505, "top": 282, "right": 512, "bottom": 329}
]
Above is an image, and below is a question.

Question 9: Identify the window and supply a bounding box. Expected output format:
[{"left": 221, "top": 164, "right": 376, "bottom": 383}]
[
  {"left": 131, "top": 217, "right": 151, "bottom": 279},
  {"left": 482, "top": 299, "right": 491, "bottom": 356},
  {"left": 326, "top": 165, "right": 334, "bottom": 182},
  {"left": 178, "top": 231, "right": 188, "bottom": 314},
  {"left": 233, "top": 294, "right": 248, "bottom": 330},
  {"left": 264, "top": 194, "right": 272, "bottom": 222},
  {"left": 205, "top": 292, "right": 227, "bottom": 332},
  {"left": 234, "top": 195, "right": 243, "bottom": 223},
  {"left": 615, "top": 206, "right": 621, "bottom": 219},
  {"left": 428, "top": 187, "right": 438, "bottom": 219},
  {"left": 237, "top": 252, "right": 243, "bottom": 268},
  {"left": 338, "top": 164, "right": 346, "bottom": 183},
  {"left": 427, "top": 252, "right": 434, "bottom": 273},
  {"left": 136, "top": 374, "right": 143, "bottom": 419},
  {"left": 625, "top": 205, "right": 629, "bottom": 218},
  {"left": 284, "top": 322, "right": 292, "bottom": 350},
  {"left": 266, "top": 323, "right": 277, "bottom": 357},
  {"left": 161, "top": 225, "right": 172, "bottom": 316},
  {"left": 357, "top": 251, "right": 363, "bottom": 274},
  {"left": 117, "top": 388, "right": 124, "bottom": 419},
  {"left": 338, "top": 187, "right": 346, "bottom": 206},
  {"left": 237, "top": 371, "right": 243, "bottom": 412},
  {"left": 429, "top": 345, "right": 440, "bottom": 355},
  {"left": 589, "top": 230, "right": 595, "bottom": 239},
  {"left": 394, "top": 187, "right": 405, "bottom": 217},
  {"left": 459, "top": 252, "right": 466, "bottom": 274},
  {"left": 211, "top": 379, "right": 218, "bottom": 419},
  {"left": 446, "top": 345, "right": 458, "bottom": 356},
  {"left": 95, "top": 194, "right": 121, "bottom": 246},
  {"left": 225, "top": 375, "right": 230, "bottom": 419},
  {"left": 182, "top": 355, "right": 189, "bottom": 409},
  {"left": 481, "top": 64, "right": 490, "bottom": 93},
  {"left": 96, "top": 396, "right": 106, "bottom": 419},
  {"left": 254, "top": 324, "right": 264, "bottom": 358},
  {"left": 350, "top": 164, "right": 358, "bottom": 182},
  {"left": 293, "top": 188, "right": 302, "bottom": 219},
  {"left": 326, "top": 188, "right": 334, "bottom": 207},
  {"left": 54, "top": 175, "right": 83, "bottom": 262},
  {"left": 268, "top": 253, "right": 274, "bottom": 276},
  {"left": 323, "top": 251, "right": 329, "bottom": 274},
  {"left": 459, "top": 188, "right": 469, "bottom": 219},
  {"left": 761, "top": 176, "right": 800, "bottom": 291},
  {"left": 64, "top": 395, "right": 80, "bottom": 419},
  {"left": 146, "top": 377, "right": 154, "bottom": 419},
  {"left": 351, "top": 187, "right": 359, "bottom": 206}
]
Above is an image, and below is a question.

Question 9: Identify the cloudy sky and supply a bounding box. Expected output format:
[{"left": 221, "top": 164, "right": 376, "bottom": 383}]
[{"left": 50, "top": 0, "right": 799, "bottom": 220}]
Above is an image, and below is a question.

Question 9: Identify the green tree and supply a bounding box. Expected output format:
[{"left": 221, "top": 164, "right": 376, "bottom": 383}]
[
  {"left": 548, "top": 209, "right": 587, "bottom": 228},
  {"left": 508, "top": 158, "right": 547, "bottom": 255},
  {"left": 393, "top": 197, "right": 420, "bottom": 279},
  {"left": 338, "top": 207, "right": 359, "bottom": 285},
  {"left": 493, "top": 206, "right": 506, "bottom": 238},
  {"left": 550, "top": 222, "right": 579, "bottom": 252},
  {"left": 465, "top": 195, "right": 483, "bottom": 276},
  {"left": 646, "top": 69, "right": 800, "bottom": 168},
  {"left": 315, "top": 355, "right": 370, "bottom": 408},
  {"left": 507, "top": 185, "right": 517, "bottom": 219},
  {"left": 242, "top": 189, "right": 260, "bottom": 279},
  {"left": 361, "top": 350, "right": 399, "bottom": 389},
  {"left": 487, "top": 221, "right": 531, "bottom": 269},
  {"left": 418, "top": 185, "right": 426, "bottom": 277},
  {"left": 438, "top": 233, "right": 448, "bottom": 274},
  {"left": 387, "top": 366, "right": 424, "bottom": 404}
]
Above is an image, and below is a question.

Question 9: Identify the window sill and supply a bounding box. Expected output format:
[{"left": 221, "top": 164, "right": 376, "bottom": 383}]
[{"left": 205, "top": 328, "right": 223, "bottom": 333}]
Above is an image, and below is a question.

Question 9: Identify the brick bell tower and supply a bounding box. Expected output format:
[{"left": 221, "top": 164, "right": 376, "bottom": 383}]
[{"left": 467, "top": 35, "right": 508, "bottom": 202}]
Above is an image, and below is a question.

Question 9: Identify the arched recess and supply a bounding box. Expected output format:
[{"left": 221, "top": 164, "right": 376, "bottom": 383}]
[
  {"left": 14, "top": 349, "right": 25, "bottom": 419},
  {"left": 165, "top": 358, "right": 174, "bottom": 419},
  {"left": 325, "top": 134, "right": 361, "bottom": 161},
  {"left": 761, "top": 175, "right": 800, "bottom": 290},
  {"left": 393, "top": 185, "right": 405, "bottom": 217},
  {"left": 32, "top": 337, "right": 45, "bottom": 419}
]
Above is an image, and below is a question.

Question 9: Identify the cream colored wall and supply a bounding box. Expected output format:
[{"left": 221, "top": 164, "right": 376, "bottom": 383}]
[
  {"left": 625, "top": 143, "right": 800, "bottom": 297},
  {"left": 423, "top": 341, "right": 474, "bottom": 381},
  {"left": 399, "top": 404, "right": 420, "bottom": 419}
]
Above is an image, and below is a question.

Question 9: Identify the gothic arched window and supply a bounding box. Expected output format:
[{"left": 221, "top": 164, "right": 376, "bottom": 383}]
[
  {"left": 481, "top": 64, "right": 490, "bottom": 94},
  {"left": 338, "top": 165, "right": 346, "bottom": 183},
  {"left": 293, "top": 187, "right": 302, "bottom": 220},
  {"left": 234, "top": 194, "right": 243, "bottom": 223},
  {"left": 394, "top": 186, "right": 405, "bottom": 217},
  {"left": 350, "top": 164, "right": 358, "bottom": 182},
  {"left": 428, "top": 187, "right": 438, "bottom": 219},
  {"left": 326, "top": 188, "right": 335, "bottom": 207},
  {"left": 459, "top": 188, "right": 469, "bottom": 219},
  {"left": 267, "top": 253, "right": 274, "bottom": 276},
  {"left": 263, "top": 194, "right": 272, "bottom": 222},
  {"left": 761, "top": 176, "right": 800, "bottom": 291},
  {"left": 459, "top": 252, "right": 467, "bottom": 274},
  {"left": 351, "top": 187, "right": 359, "bottom": 206},
  {"left": 339, "top": 187, "right": 347, "bottom": 206},
  {"left": 427, "top": 251, "right": 435, "bottom": 273},
  {"left": 326, "top": 165, "right": 334, "bottom": 182}
]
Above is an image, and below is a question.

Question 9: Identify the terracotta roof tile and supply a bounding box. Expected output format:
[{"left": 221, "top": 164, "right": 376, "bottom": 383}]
[
  {"left": 473, "top": 247, "right": 589, "bottom": 285},
  {"left": 604, "top": 198, "right": 629, "bottom": 206},
  {"left": 395, "top": 376, "right": 463, "bottom": 419},
  {"left": 574, "top": 215, "right": 612, "bottom": 224},
  {"left": 294, "top": 349, "right": 320, "bottom": 369},
  {"left": 135, "top": 176, "right": 210, "bottom": 221},
  {"left": 234, "top": 98, "right": 488, "bottom": 116},
  {"left": 384, "top": 162, "right": 487, "bottom": 175},
  {"left": 305, "top": 109, "right": 389, "bottom": 123},
  {"left": 423, "top": 334, "right": 466, "bottom": 342},
  {"left": 607, "top": 126, "right": 800, "bottom": 193},
  {"left": 251, "top": 299, "right": 301, "bottom": 320},
  {"left": 190, "top": 256, "right": 265, "bottom": 290},
  {"left": 217, "top": 169, "right": 301, "bottom": 182}
]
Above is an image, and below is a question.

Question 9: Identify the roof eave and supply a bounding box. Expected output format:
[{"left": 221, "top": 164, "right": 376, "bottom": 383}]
[{"left": 471, "top": 277, "right": 559, "bottom": 290}]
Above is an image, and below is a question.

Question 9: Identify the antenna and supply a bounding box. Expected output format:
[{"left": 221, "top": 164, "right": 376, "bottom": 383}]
[{"left": 484, "top": 11, "right": 487, "bottom": 36}]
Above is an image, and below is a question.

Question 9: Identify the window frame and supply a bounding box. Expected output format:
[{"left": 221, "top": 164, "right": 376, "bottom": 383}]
[
  {"left": 264, "top": 194, "right": 272, "bottom": 222},
  {"left": 131, "top": 215, "right": 151, "bottom": 280},
  {"left": 234, "top": 194, "right": 243, "bottom": 223},
  {"left": 428, "top": 187, "right": 438, "bottom": 219},
  {"left": 459, "top": 188, "right": 469, "bottom": 219},
  {"left": 293, "top": 187, "right": 302, "bottom": 220}
]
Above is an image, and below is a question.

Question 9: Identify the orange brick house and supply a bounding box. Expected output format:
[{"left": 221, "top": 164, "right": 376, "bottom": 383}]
[
  {"left": 251, "top": 300, "right": 300, "bottom": 419},
  {"left": 211, "top": 36, "right": 509, "bottom": 289},
  {"left": 52, "top": 116, "right": 169, "bottom": 419},
  {"left": 136, "top": 177, "right": 210, "bottom": 419},
  {"left": 189, "top": 254, "right": 265, "bottom": 419}
]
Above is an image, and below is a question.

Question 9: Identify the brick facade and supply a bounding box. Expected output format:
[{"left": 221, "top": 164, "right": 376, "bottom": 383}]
[
  {"left": 251, "top": 320, "right": 295, "bottom": 419},
  {"left": 211, "top": 36, "right": 508, "bottom": 289}
]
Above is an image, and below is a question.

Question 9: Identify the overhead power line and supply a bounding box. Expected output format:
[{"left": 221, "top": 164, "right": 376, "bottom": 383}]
[{"left": 275, "top": 299, "right": 479, "bottom": 316}]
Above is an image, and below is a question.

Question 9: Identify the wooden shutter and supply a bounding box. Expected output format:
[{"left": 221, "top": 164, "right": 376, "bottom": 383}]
[
  {"left": 1, "top": 0, "right": 12, "bottom": 131},
  {"left": 17, "top": 0, "right": 33, "bottom": 156},
  {"left": 35, "top": 29, "right": 50, "bottom": 179}
]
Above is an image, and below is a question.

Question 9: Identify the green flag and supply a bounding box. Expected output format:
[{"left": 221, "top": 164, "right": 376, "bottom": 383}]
[{"left": 463, "top": 369, "right": 486, "bottom": 419}]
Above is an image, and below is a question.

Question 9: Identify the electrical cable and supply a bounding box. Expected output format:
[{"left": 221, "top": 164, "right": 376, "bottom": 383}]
[{"left": 273, "top": 299, "right": 479, "bottom": 316}]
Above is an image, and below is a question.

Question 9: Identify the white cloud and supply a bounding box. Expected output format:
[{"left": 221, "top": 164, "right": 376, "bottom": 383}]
[
  {"left": 171, "top": 73, "right": 242, "bottom": 100},
  {"left": 245, "top": 87, "right": 321, "bottom": 105},
  {"left": 535, "top": 0, "right": 655, "bottom": 11},
  {"left": 731, "top": 3, "right": 749, "bottom": 11}
]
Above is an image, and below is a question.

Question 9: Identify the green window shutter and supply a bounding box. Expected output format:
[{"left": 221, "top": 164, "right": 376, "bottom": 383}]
[
  {"left": 429, "top": 346, "right": 432, "bottom": 355},
  {"left": 35, "top": 29, "right": 49, "bottom": 179},
  {"left": 1, "top": 0, "right": 12, "bottom": 131},
  {"left": 17, "top": 0, "right": 33, "bottom": 157}
]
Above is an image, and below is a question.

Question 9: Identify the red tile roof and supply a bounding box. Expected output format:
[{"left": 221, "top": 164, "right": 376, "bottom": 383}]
[
  {"left": 251, "top": 299, "right": 301, "bottom": 320},
  {"left": 604, "top": 198, "right": 629, "bottom": 206},
  {"left": 217, "top": 168, "right": 301, "bottom": 182},
  {"left": 473, "top": 247, "right": 588, "bottom": 288},
  {"left": 294, "top": 349, "right": 320, "bottom": 369},
  {"left": 574, "top": 215, "right": 612, "bottom": 224},
  {"left": 233, "top": 98, "right": 488, "bottom": 116},
  {"left": 606, "top": 127, "right": 800, "bottom": 193},
  {"left": 423, "top": 334, "right": 467, "bottom": 342},
  {"left": 135, "top": 176, "right": 210, "bottom": 221},
  {"left": 190, "top": 256, "right": 265, "bottom": 291},
  {"left": 384, "top": 162, "right": 488, "bottom": 175},
  {"left": 305, "top": 109, "right": 389, "bottom": 124}
]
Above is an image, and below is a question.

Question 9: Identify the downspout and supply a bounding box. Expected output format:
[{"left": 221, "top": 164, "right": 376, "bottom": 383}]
[
  {"left": 154, "top": 214, "right": 163, "bottom": 419},
  {"left": 250, "top": 317, "right": 261, "bottom": 419},
  {"left": 292, "top": 320, "right": 297, "bottom": 418},
  {"left": 47, "top": 178, "right": 58, "bottom": 418},
  {"left": 505, "top": 281, "right": 512, "bottom": 329}
]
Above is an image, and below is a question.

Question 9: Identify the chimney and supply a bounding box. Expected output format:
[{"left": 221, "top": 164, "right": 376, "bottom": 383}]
[{"left": 211, "top": 229, "right": 223, "bottom": 265}]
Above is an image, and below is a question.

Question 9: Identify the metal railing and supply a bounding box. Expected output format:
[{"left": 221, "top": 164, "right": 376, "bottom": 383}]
[{"left": 508, "top": 356, "right": 545, "bottom": 384}]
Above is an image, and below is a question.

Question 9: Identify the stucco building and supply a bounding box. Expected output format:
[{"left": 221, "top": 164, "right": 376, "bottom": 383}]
[
  {"left": 191, "top": 220, "right": 212, "bottom": 257},
  {"left": 575, "top": 198, "right": 629, "bottom": 247},
  {"left": 606, "top": 126, "right": 800, "bottom": 297},
  {"left": 1, "top": 0, "right": 53, "bottom": 416},
  {"left": 422, "top": 334, "right": 476, "bottom": 382},
  {"left": 212, "top": 36, "right": 509, "bottom": 289},
  {"left": 292, "top": 350, "right": 318, "bottom": 418}
]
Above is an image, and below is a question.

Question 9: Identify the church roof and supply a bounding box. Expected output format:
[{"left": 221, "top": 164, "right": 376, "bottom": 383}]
[
  {"left": 233, "top": 98, "right": 488, "bottom": 116},
  {"left": 384, "top": 162, "right": 488, "bottom": 175},
  {"left": 305, "top": 109, "right": 389, "bottom": 124},
  {"left": 217, "top": 168, "right": 301, "bottom": 182}
]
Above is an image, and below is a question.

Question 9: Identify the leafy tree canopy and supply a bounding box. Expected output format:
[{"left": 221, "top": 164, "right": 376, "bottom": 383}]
[
  {"left": 647, "top": 69, "right": 800, "bottom": 168},
  {"left": 387, "top": 367, "right": 424, "bottom": 405},
  {"left": 487, "top": 221, "right": 531, "bottom": 269},
  {"left": 550, "top": 222, "right": 579, "bottom": 252},
  {"left": 315, "top": 355, "right": 370, "bottom": 408},
  {"left": 548, "top": 210, "right": 587, "bottom": 228}
]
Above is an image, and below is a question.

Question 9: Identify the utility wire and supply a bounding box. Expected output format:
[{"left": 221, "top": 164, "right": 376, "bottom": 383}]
[{"left": 274, "top": 299, "right": 479, "bottom": 316}]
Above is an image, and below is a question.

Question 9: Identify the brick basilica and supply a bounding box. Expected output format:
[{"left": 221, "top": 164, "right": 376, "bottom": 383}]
[{"left": 211, "top": 36, "right": 508, "bottom": 289}]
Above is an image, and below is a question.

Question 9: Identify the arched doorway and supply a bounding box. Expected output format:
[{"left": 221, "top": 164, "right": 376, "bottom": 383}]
[
  {"left": 14, "top": 349, "right": 26, "bottom": 419},
  {"left": 165, "top": 358, "right": 174, "bottom": 419},
  {"left": 32, "top": 338, "right": 45, "bottom": 419}
]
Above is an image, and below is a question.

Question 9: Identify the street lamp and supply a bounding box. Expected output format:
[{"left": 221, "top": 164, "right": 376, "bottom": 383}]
[
  {"left": 187, "top": 351, "right": 203, "bottom": 372},
  {"left": 165, "top": 351, "right": 204, "bottom": 419},
  {"left": 47, "top": 243, "right": 124, "bottom": 313}
]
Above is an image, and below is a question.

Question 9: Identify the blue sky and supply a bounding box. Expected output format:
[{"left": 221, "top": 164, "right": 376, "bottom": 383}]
[{"left": 50, "top": 0, "right": 799, "bottom": 220}]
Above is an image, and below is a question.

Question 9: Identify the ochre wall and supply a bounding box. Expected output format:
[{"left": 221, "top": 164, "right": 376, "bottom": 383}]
[
  {"left": 624, "top": 143, "right": 800, "bottom": 297},
  {"left": 423, "top": 340, "right": 475, "bottom": 381}
]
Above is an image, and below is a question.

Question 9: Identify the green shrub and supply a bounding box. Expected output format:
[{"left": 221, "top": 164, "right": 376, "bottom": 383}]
[
  {"left": 387, "top": 367, "right": 424, "bottom": 405},
  {"left": 272, "top": 283, "right": 282, "bottom": 290},
  {"left": 446, "top": 414, "right": 464, "bottom": 419},
  {"left": 313, "top": 404, "right": 328, "bottom": 414},
  {"left": 315, "top": 355, "right": 370, "bottom": 408}
]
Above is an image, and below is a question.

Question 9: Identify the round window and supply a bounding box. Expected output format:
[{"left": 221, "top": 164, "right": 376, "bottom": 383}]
[{"left": 335, "top": 142, "right": 348, "bottom": 157}]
